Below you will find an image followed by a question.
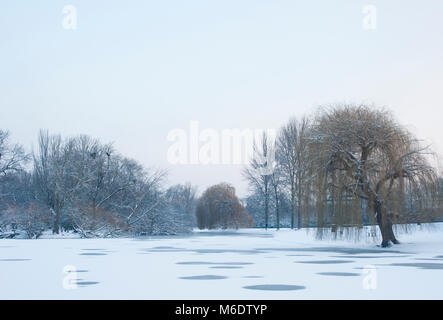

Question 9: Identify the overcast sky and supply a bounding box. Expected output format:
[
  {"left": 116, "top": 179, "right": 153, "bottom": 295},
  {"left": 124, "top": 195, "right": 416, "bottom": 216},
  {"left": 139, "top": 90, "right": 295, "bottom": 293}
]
[{"left": 1, "top": 0, "right": 442, "bottom": 197}]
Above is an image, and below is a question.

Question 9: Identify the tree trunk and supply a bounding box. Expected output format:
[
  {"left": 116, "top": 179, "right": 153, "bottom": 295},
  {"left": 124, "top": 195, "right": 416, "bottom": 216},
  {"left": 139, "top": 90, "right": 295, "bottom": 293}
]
[
  {"left": 297, "top": 201, "right": 301, "bottom": 230},
  {"left": 264, "top": 193, "right": 269, "bottom": 230},
  {"left": 297, "top": 173, "right": 302, "bottom": 229},
  {"left": 53, "top": 207, "right": 61, "bottom": 234},
  {"left": 290, "top": 184, "right": 295, "bottom": 229},
  {"left": 274, "top": 188, "right": 280, "bottom": 230},
  {"left": 374, "top": 199, "right": 399, "bottom": 247}
]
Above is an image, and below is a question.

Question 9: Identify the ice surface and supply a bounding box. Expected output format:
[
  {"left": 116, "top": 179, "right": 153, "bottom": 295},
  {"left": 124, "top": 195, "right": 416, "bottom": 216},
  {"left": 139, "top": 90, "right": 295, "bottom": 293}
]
[{"left": 1, "top": 224, "right": 443, "bottom": 299}]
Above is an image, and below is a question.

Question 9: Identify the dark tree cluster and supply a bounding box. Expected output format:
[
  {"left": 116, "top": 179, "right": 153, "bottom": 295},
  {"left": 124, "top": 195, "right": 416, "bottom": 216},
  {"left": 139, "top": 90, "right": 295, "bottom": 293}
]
[{"left": 0, "top": 130, "right": 196, "bottom": 238}]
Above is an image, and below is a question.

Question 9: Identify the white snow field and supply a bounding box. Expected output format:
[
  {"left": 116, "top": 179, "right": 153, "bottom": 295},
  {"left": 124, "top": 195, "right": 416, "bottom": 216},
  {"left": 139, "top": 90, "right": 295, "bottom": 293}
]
[{"left": 1, "top": 224, "right": 443, "bottom": 299}]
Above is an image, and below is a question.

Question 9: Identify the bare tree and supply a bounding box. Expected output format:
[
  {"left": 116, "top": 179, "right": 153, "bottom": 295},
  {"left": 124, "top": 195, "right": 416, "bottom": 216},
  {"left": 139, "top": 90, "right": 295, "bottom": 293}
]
[
  {"left": 62, "top": 135, "right": 168, "bottom": 236},
  {"left": 308, "top": 104, "right": 439, "bottom": 247},
  {"left": 33, "top": 131, "right": 79, "bottom": 234},
  {"left": 32, "top": 131, "right": 140, "bottom": 234},
  {"left": 0, "top": 130, "right": 29, "bottom": 176},
  {"left": 165, "top": 183, "right": 198, "bottom": 231},
  {"left": 115, "top": 165, "right": 167, "bottom": 233},
  {"left": 243, "top": 132, "right": 275, "bottom": 229},
  {"left": 269, "top": 142, "right": 283, "bottom": 229},
  {"left": 1, "top": 129, "right": 194, "bottom": 238},
  {"left": 276, "top": 117, "right": 310, "bottom": 229}
]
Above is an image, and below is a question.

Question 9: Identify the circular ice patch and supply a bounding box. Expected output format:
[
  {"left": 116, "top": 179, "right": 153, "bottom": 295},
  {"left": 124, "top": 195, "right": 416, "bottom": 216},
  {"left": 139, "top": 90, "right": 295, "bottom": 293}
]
[
  {"left": 179, "top": 275, "right": 227, "bottom": 280},
  {"left": 243, "top": 284, "right": 305, "bottom": 291}
]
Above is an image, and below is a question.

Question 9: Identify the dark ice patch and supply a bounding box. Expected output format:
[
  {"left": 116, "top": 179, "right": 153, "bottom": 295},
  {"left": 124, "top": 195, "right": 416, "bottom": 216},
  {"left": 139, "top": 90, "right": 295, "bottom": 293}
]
[
  {"left": 75, "top": 281, "right": 100, "bottom": 286},
  {"left": 389, "top": 263, "right": 443, "bottom": 270},
  {"left": 152, "top": 246, "right": 181, "bottom": 249},
  {"left": 317, "top": 272, "right": 360, "bottom": 276},
  {"left": 142, "top": 247, "right": 187, "bottom": 252},
  {"left": 179, "top": 275, "right": 227, "bottom": 280},
  {"left": 176, "top": 261, "right": 253, "bottom": 265},
  {"left": 243, "top": 284, "right": 305, "bottom": 291},
  {"left": 193, "top": 249, "right": 265, "bottom": 254},
  {"left": 297, "top": 260, "right": 354, "bottom": 264},
  {"left": 0, "top": 258, "right": 31, "bottom": 261},
  {"left": 331, "top": 255, "right": 410, "bottom": 259}
]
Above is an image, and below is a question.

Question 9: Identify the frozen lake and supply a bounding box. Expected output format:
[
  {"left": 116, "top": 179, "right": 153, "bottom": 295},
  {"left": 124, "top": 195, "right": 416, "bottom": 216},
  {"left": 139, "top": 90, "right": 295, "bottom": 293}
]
[{"left": 1, "top": 225, "right": 443, "bottom": 299}]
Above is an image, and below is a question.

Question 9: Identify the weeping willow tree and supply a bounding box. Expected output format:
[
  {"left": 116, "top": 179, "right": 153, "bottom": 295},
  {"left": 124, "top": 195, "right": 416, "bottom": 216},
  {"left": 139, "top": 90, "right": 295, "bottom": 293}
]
[{"left": 308, "top": 104, "right": 440, "bottom": 247}]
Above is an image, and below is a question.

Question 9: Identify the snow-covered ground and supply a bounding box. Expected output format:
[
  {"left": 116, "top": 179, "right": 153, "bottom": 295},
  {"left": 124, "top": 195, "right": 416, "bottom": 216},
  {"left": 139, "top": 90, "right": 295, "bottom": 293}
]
[{"left": 1, "top": 224, "right": 443, "bottom": 299}]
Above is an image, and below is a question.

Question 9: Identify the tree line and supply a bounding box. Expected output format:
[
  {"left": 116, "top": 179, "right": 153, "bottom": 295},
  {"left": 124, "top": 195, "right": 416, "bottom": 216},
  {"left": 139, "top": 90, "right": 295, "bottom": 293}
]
[
  {"left": 244, "top": 104, "right": 443, "bottom": 247},
  {"left": 0, "top": 130, "right": 197, "bottom": 238},
  {"left": 1, "top": 103, "right": 442, "bottom": 245}
]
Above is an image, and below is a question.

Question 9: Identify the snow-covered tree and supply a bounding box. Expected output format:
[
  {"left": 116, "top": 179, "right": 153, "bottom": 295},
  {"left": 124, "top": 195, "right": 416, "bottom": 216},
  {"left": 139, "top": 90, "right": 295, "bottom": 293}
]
[
  {"left": 243, "top": 132, "right": 275, "bottom": 229},
  {"left": 0, "top": 130, "right": 29, "bottom": 176},
  {"left": 308, "top": 104, "right": 440, "bottom": 247},
  {"left": 32, "top": 131, "right": 90, "bottom": 234},
  {"left": 30, "top": 130, "right": 183, "bottom": 237},
  {"left": 164, "top": 183, "right": 198, "bottom": 232},
  {"left": 244, "top": 188, "right": 292, "bottom": 228}
]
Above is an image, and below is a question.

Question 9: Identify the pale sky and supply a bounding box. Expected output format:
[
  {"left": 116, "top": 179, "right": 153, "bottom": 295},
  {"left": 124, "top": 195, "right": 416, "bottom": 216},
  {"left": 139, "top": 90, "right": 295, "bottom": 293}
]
[{"left": 1, "top": 0, "right": 442, "bottom": 197}]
